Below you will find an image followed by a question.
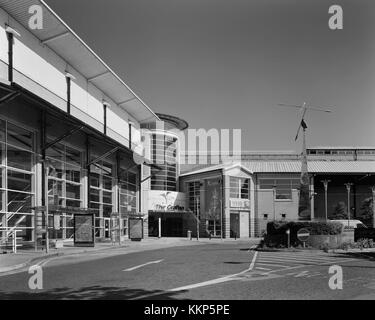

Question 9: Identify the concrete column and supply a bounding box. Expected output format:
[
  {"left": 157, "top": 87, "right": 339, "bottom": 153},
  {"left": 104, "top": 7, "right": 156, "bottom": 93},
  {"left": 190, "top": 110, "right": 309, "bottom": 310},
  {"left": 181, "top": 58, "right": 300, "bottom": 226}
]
[
  {"left": 249, "top": 177, "right": 256, "bottom": 237},
  {"left": 310, "top": 175, "right": 315, "bottom": 220}
]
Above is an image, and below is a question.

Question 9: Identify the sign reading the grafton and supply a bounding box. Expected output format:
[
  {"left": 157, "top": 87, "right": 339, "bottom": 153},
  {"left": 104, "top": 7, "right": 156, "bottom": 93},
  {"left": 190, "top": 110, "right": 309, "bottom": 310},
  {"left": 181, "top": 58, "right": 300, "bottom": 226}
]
[{"left": 229, "top": 199, "right": 250, "bottom": 209}]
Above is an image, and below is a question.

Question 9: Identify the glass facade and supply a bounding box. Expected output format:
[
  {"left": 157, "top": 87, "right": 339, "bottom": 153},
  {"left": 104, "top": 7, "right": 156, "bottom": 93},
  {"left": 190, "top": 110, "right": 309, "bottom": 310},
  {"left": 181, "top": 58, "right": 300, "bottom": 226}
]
[
  {"left": 119, "top": 169, "right": 138, "bottom": 237},
  {"left": 46, "top": 142, "right": 83, "bottom": 239},
  {"left": 188, "top": 181, "right": 201, "bottom": 218},
  {"left": 151, "top": 133, "right": 177, "bottom": 191},
  {"left": 230, "top": 177, "right": 250, "bottom": 199},
  {"left": 0, "top": 111, "right": 141, "bottom": 245},
  {"left": 204, "top": 178, "right": 222, "bottom": 237},
  {"left": 0, "top": 119, "right": 35, "bottom": 241},
  {"left": 89, "top": 161, "right": 114, "bottom": 238}
]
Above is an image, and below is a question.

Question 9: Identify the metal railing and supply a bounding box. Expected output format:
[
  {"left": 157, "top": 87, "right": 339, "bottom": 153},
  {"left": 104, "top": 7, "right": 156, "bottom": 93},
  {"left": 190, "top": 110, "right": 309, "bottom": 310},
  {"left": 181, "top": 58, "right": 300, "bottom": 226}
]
[{"left": 0, "top": 227, "right": 22, "bottom": 253}]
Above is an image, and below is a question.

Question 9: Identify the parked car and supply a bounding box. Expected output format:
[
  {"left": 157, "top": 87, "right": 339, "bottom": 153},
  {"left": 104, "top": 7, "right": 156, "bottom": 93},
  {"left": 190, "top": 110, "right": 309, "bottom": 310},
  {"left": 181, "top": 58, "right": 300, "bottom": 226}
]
[{"left": 330, "top": 219, "right": 367, "bottom": 231}]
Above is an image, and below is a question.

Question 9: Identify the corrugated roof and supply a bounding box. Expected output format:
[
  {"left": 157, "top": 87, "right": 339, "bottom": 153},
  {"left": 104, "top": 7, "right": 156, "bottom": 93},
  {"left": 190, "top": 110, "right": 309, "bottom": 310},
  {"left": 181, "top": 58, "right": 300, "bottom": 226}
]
[
  {"left": 0, "top": 0, "right": 160, "bottom": 123},
  {"left": 308, "top": 146, "right": 375, "bottom": 150},
  {"left": 243, "top": 161, "right": 375, "bottom": 173},
  {"left": 181, "top": 160, "right": 375, "bottom": 176}
]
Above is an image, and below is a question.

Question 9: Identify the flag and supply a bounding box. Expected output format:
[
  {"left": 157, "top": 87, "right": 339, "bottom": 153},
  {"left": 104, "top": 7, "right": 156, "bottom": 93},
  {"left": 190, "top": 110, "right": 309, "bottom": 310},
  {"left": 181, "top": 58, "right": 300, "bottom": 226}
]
[{"left": 301, "top": 118, "right": 308, "bottom": 129}]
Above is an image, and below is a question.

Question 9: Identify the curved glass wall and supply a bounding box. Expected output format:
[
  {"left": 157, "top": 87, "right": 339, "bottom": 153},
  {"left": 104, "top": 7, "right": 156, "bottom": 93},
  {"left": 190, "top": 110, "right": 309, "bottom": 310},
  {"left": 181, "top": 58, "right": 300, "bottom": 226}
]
[{"left": 151, "top": 133, "right": 178, "bottom": 191}]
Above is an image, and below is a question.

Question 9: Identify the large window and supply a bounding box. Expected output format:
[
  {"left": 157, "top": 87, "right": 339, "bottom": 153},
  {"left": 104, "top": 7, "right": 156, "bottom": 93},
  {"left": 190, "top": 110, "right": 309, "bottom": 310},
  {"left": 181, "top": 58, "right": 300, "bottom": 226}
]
[
  {"left": 188, "top": 181, "right": 201, "bottom": 218},
  {"left": 151, "top": 134, "right": 177, "bottom": 191},
  {"left": 46, "top": 142, "right": 82, "bottom": 239},
  {"left": 119, "top": 169, "right": 138, "bottom": 237},
  {"left": 259, "top": 178, "right": 300, "bottom": 200},
  {"left": 230, "top": 177, "right": 250, "bottom": 199},
  {"left": 89, "top": 160, "right": 114, "bottom": 237},
  {"left": 0, "top": 120, "right": 35, "bottom": 241}
]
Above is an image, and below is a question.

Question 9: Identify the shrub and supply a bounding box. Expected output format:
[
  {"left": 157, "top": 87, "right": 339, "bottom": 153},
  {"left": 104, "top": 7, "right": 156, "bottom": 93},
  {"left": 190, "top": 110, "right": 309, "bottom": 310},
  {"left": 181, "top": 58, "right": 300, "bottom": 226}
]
[
  {"left": 264, "top": 220, "right": 343, "bottom": 248},
  {"left": 357, "top": 238, "right": 375, "bottom": 249},
  {"left": 320, "top": 243, "right": 330, "bottom": 253},
  {"left": 266, "top": 220, "right": 343, "bottom": 236}
]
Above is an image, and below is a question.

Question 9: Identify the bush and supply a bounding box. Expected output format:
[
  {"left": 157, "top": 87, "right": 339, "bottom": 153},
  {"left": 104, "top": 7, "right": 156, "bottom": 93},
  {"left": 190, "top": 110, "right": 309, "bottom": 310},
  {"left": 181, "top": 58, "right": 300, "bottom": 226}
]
[
  {"left": 264, "top": 220, "right": 343, "bottom": 248},
  {"left": 320, "top": 243, "right": 330, "bottom": 253},
  {"left": 266, "top": 220, "right": 343, "bottom": 236},
  {"left": 357, "top": 238, "right": 375, "bottom": 249}
]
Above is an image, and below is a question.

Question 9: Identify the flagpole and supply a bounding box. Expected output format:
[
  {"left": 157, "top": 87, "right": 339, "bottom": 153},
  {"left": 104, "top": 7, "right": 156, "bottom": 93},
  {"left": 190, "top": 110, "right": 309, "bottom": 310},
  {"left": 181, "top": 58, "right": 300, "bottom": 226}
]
[{"left": 298, "top": 124, "right": 311, "bottom": 220}]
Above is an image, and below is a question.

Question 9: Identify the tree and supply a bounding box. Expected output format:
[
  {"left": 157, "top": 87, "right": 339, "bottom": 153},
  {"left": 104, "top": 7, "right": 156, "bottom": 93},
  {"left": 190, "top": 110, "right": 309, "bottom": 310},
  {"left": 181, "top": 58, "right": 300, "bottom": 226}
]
[
  {"left": 329, "top": 201, "right": 348, "bottom": 219},
  {"left": 359, "top": 197, "right": 373, "bottom": 225}
]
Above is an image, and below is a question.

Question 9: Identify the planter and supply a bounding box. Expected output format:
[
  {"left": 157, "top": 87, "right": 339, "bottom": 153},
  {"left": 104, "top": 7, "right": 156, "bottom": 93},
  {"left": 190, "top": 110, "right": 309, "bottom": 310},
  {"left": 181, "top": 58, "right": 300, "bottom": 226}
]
[{"left": 307, "top": 234, "right": 352, "bottom": 249}]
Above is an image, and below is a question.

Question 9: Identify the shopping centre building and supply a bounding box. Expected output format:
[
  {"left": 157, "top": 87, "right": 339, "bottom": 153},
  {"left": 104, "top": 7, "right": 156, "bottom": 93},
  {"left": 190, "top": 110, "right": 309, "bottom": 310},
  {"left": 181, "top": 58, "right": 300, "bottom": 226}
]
[
  {"left": 0, "top": 0, "right": 176, "bottom": 246},
  {"left": 180, "top": 148, "right": 375, "bottom": 238},
  {"left": 1, "top": 1, "right": 375, "bottom": 246}
]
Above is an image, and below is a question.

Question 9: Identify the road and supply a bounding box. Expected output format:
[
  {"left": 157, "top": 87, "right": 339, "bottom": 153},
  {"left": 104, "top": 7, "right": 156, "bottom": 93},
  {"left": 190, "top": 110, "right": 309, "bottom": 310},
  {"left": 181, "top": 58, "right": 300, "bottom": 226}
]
[{"left": 0, "top": 241, "right": 374, "bottom": 300}]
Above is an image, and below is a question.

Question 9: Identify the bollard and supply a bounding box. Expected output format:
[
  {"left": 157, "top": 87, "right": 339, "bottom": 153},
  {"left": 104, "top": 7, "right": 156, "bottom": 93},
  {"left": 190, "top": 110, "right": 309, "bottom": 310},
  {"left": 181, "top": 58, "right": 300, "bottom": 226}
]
[{"left": 187, "top": 230, "right": 192, "bottom": 240}]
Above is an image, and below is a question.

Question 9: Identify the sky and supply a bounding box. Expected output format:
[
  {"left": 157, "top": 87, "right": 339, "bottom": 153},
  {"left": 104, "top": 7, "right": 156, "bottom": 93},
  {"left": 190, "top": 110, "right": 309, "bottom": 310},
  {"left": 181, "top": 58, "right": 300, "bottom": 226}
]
[{"left": 46, "top": 0, "right": 375, "bottom": 152}]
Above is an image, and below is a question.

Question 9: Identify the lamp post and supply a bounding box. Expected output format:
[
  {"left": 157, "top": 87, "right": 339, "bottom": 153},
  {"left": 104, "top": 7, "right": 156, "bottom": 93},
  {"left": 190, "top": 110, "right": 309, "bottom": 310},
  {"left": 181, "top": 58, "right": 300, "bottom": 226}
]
[
  {"left": 321, "top": 180, "right": 331, "bottom": 221},
  {"left": 286, "top": 229, "right": 290, "bottom": 248},
  {"left": 272, "top": 184, "right": 276, "bottom": 221},
  {"left": 196, "top": 197, "right": 200, "bottom": 241},
  {"left": 344, "top": 183, "right": 353, "bottom": 227}
]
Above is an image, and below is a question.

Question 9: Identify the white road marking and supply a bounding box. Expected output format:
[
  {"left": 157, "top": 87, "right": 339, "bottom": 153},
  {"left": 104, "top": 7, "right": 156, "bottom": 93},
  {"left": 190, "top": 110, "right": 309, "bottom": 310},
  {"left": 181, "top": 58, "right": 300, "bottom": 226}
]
[
  {"left": 168, "top": 251, "right": 258, "bottom": 292},
  {"left": 259, "top": 254, "right": 341, "bottom": 262},
  {"left": 132, "top": 253, "right": 359, "bottom": 299},
  {"left": 257, "top": 258, "right": 323, "bottom": 265},
  {"left": 260, "top": 258, "right": 358, "bottom": 276},
  {"left": 257, "top": 253, "right": 349, "bottom": 265},
  {"left": 255, "top": 267, "right": 272, "bottom": 271},
  {"left": 257, "top": 262, "right": 291, "bottom": 268},
  {"left": 123, "top": 259, "right": 164, "bottom": 271}
]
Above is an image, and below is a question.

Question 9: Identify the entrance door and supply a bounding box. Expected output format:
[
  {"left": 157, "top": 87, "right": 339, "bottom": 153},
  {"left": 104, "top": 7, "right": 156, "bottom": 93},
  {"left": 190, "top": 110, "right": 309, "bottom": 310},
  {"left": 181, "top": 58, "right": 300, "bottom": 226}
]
[
  {"left": 104, "top": 218, "right": 111, "bottom": 238},
  {"left": 230, "top": 212, "right": 240, "bottom": 238}
]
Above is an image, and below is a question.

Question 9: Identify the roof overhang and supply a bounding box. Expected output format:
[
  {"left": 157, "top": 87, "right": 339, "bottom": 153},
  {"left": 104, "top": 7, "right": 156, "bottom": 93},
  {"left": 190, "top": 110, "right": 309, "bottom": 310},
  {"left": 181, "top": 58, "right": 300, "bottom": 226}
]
[
  {"left": 0, "top": 79, "right": 140, "bottom": 158},
  {"left": 0, "top": 0, "right": 160, "bottom": 123},
  {"left": 179, "top": 162, "right": 253, "bottom": 177}
]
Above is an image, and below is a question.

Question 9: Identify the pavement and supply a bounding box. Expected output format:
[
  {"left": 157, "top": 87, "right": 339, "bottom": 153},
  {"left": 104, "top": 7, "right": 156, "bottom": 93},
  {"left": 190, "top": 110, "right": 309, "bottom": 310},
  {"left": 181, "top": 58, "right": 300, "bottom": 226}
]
[
  {"left": 0, "top": 239, "right": 374, "bottom": 300},
  {"left": 0, "top": 237, "right": 260, "bottom": 274}
]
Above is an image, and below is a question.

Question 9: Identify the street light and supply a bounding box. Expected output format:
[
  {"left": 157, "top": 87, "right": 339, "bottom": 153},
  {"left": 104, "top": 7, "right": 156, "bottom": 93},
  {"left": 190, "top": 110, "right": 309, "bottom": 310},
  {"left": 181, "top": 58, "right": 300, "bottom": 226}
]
[
  {"left": 321, "top": 180, "right": 331, "bottom": 221},
  {"left": 344, "top": 183, "right": 353, "bottom": 227},
  {"left": 272, "top": 184, "right": 276, "bottom": 221}
]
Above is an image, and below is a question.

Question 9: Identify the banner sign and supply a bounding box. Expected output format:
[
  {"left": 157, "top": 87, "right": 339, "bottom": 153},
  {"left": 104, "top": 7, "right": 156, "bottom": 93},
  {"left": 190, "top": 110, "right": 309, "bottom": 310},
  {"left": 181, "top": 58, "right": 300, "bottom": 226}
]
[
  {"left": 53, "top": 214, "right": 61, "bottom": 230},
  {"left": 204, "top": 179, "right": 221, "bottom": 220},
  {"left": 129, "top": 218, "right": 143, "bottom": 240},
  {"left": 74, "top": 213, "right": 95, "bottom": 247},
  {"left": 230, "top": 199, "right": 250, "bottom": 209}
]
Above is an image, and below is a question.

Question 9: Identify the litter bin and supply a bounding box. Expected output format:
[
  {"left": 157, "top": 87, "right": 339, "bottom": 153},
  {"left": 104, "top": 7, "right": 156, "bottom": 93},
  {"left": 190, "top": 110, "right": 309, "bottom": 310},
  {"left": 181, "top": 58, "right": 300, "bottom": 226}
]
[{"left": 187, "top": 230, "right": 192, "bottom": 240}]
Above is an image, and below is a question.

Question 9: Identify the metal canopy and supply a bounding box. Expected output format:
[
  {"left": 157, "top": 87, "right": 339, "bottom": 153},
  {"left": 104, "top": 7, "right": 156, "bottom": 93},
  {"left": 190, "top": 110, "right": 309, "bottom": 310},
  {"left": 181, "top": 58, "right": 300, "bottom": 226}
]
[{"left": 0, "top": 0, "right": 160, "bottom": 123}]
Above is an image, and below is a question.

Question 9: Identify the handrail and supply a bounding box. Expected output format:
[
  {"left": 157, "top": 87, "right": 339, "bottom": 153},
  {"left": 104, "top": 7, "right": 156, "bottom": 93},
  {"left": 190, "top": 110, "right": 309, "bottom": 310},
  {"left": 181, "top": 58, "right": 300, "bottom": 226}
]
[{"left": 0, "top": 228, "right": 22, "bottom": 253}]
